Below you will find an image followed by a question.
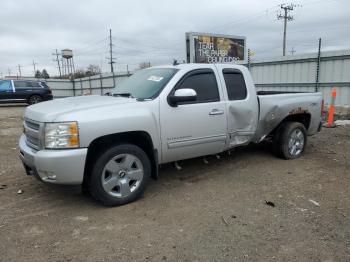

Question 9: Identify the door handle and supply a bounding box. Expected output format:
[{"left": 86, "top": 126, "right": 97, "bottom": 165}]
[{"left": 209, "top": 109, "right": 224, "bottom": 115}]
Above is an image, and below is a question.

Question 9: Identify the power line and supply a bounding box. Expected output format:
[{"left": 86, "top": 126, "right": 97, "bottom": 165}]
[
  {"left": 205, "top": 5, "right": 278, "bottom": 32},
  {"left": 277, "top": 3, "right": 296, "bottom": 56},
  {"left": 288, "top": 24, "right": 350, "bottom": 33},
  {"left": 76, "top": 37, "right": 109, "bottom": 52},
  {"left": 75, "top": 38, "right": 109, "bottom": 55}
]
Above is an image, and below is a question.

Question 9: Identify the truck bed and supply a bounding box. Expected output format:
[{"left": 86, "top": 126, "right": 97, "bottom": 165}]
[
  {"left": 257, "top": 91, "right": 310, "bottom": 95},
  {"left": 253, "top": 92, "right": 323, "bottom": 142}
]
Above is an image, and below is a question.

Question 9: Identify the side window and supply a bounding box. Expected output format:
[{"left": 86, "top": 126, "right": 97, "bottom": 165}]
[
  {"left": 175, "top": 70, "right": 220, "bottom": 104},
  {"left": 14, "top": 81, "right": 30, "bottom": 89},
  {"left": 0, "top": 80, "right": 12, "bottom": 91},
  {"left": 40, "top": 82, "right": 49, "bottom": 89},
  {"left": 223, "top": 69, "right": 247, "bottom": 100},
  {"left": 29, "top": 82, "right": 41, "bottom": 88}
]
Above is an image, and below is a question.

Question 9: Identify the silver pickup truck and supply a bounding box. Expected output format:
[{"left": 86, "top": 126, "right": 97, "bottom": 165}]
[{"left": 19, "top": 63, "right": 322, "bottom": 206}]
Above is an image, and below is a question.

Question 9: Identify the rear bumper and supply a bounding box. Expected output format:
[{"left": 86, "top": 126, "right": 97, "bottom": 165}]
[
  {"left": 19, "top": 134, "right": 87, "bottom": 185},
  {"left": 43, "top": 94, "right": 53, "bottom": 101}
]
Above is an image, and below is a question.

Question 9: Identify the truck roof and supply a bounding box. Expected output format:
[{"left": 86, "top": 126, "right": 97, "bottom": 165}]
[{"left": 152, "top": 63, "right": 247, "bottom": 71}]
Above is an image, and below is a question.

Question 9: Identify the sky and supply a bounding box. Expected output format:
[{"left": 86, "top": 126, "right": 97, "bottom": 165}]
[{"left": 1, "top": 0, "right": 349, "bottom": 77}]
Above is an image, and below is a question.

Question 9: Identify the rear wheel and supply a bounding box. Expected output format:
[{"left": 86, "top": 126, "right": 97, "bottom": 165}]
[
  {"left": 28, "top": 95, "right": 42, "bottom": 105},
  {"left": 273, "top": 122, "right": 307, "bottom": 159},
  {"left": 89, "top": 144, "right": 151, "bottom": 206}
]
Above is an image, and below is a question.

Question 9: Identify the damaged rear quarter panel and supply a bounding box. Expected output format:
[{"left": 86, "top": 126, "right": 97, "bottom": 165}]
[{"left": 253, "top": 93, "right": 322, "bottom": 142}]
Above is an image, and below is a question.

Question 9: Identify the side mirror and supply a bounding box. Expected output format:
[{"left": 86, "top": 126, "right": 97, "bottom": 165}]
[{"left": 168, "top": 88, "right": 197, "bottom": 107}]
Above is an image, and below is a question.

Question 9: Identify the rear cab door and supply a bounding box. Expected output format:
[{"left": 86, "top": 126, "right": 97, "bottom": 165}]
[
  {"left": 215, "top": 64, "right": 259, "bottom": 147},
  {"left": 13, "top": 80, "right": 41, "bottom": 101},
  {"left": 159, "top": 65, "right": 228, "bottom": 163}
]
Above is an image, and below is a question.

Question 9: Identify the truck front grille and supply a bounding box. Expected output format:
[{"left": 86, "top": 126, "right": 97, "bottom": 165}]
[
  {"left": 25, "top": 120, "right": 40, "bottom": 130},
  {"left": 24, "top": 119, "right": 42, "bottom": 150}
]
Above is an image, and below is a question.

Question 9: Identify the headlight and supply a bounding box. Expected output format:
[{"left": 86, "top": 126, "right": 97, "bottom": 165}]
[{"left": 45, "top": 122, "right": 79, "bottom": 149}]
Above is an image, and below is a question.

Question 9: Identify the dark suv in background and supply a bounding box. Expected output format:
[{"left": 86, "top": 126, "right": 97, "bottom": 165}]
[{"left": 0, "top": 80, "right": 53, "bottom": 105}]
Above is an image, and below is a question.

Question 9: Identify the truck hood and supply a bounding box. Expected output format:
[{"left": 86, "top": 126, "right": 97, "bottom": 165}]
[{"left": 25, "top": 95, "right": 136, "bottom": 122}]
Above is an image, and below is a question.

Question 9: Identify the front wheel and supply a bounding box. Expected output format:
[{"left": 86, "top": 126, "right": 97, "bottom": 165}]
[
  {"left": 89, "top": 144, "right": 151, "bottom": 206},
  {"left": 273, "top": 122, "right": 307, "bottom": 160}
]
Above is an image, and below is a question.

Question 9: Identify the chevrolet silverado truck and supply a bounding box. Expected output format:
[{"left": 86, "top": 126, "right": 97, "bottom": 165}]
[{"left": 19, "top": 64, "right": 322, "bottom": 206}]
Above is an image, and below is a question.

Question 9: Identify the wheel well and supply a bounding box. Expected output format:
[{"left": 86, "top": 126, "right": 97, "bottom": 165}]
[
  {"left": 282, "top": 113, "right": 311, "bottom": 129},
  {"left": 83, "top": 131, "right": 158, "bottom": 186},
  {"left": 270, "top": 113, "right": 311, "bottom": 137},
  {"left": 27, "top": 94, "right": 42, "bottom": 101}
]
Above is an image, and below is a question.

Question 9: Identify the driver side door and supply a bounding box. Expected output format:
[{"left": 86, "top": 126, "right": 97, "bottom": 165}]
[{"left": 160, "top": 69, "right": 227, "bottom": 163}]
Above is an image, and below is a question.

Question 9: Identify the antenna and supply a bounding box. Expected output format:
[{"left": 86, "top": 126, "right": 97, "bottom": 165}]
[
  {"left": 289, "top": 47, "right": 296, "bottom": 55},
  {"left": 17, "top": 64, "right": 22, "bottom": 77},
  {"left": 32, "top": 60, "right": 38, "bottom": 76}
]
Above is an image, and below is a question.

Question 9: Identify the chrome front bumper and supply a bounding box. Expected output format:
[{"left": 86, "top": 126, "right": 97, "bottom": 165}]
[{"left": 19, "top": 134, "right": 87, "bottom": 185}]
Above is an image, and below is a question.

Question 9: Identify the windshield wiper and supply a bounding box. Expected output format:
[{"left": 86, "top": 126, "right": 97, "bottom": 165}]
[{"left": 112, "top": 93, "right": 134, "bottom": 98}]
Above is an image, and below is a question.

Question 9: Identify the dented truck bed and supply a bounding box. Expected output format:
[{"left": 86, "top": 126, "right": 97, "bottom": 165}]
[{"left": 253, "top": 92, "right": 323, "bottom": 142}]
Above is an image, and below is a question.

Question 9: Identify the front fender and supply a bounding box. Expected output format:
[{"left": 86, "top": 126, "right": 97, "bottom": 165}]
[{"left": 56, "top": 100, "right": 161, "bottom": 153}]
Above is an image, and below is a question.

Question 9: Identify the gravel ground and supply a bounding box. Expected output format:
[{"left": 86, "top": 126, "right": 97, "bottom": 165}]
[{"left": 0, "top": 105, "right": 349, "bottom": 262}]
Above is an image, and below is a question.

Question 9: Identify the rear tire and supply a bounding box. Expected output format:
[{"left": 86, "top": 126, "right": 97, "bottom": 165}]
[
  {"left": 28, "top": 95, "right": 42, "bottom": 105},
  {"left": 273, "top": 122, "right": 307, "bottom": 160},
  {"left": 89, "top": 144, "right": 151, "bottom": 206}
]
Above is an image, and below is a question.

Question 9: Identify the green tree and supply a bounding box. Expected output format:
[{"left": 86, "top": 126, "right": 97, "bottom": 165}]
[
  {"left": 35, "top": 70, "right": 42, "bottom": 78},
  {"left": 42, "top": 69, "right": 50, "bottom": 79}
]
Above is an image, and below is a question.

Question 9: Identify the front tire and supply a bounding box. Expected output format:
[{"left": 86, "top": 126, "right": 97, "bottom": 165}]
[
  {"left": 89, "top": 144, "right": 151, "bottom": 206},
  {"left": 273, "top": 122, "right": 307, "bottom": 160}
]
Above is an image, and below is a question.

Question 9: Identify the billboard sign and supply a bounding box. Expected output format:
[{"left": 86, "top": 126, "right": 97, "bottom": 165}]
[{"left": 186, "top": 32, "right": 246, "bottom": 63}]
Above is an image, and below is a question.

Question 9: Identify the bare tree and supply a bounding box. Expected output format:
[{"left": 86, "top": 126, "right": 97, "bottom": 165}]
[
  {"left": 86, "top": 64, "right": 101, "bottom": 76},
  {"left": 139, "top": 62, "right": 151, "bottom": 69},
  {"left": 74, "top": 69, "right": 87, "bottom": 79}
]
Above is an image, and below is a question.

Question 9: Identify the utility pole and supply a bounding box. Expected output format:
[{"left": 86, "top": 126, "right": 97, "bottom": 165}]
[
  {"left": 289, "top": 47, "right": 296, "bottom": 55},
  {"left": 8, "top": 68, "right": 12, "bottom": 76},
  {"left": 32, "top": 60, "right": 38, "bottom": 75},
  {"left": 52, "top": 49, "right": 62, "bottom": 77},
  {"left": 108, "top": 29, "right": 115, "bottom": 73},
  {"left": 277, "top": 4, "right": 295, "bottom": 56},
  {"left": 17, "top": 64, "right": 22, "bottom": 77}
]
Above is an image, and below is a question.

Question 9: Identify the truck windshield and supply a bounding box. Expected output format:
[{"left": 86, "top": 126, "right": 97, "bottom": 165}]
[{"left": 112, "top": 68, "right": 178, "bottom": 99}]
